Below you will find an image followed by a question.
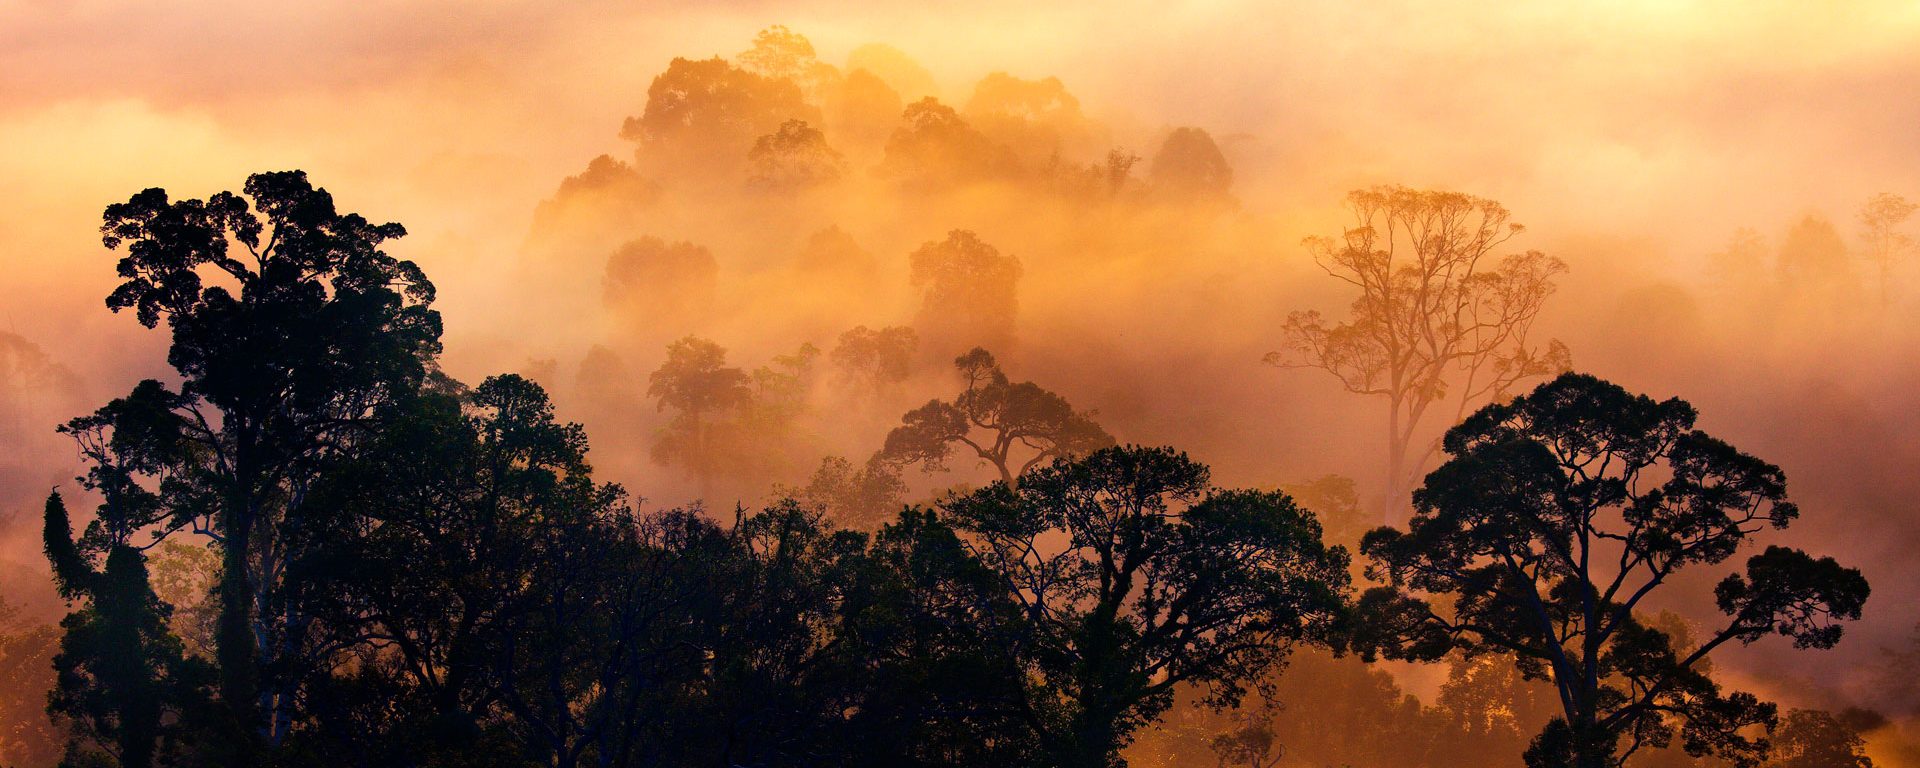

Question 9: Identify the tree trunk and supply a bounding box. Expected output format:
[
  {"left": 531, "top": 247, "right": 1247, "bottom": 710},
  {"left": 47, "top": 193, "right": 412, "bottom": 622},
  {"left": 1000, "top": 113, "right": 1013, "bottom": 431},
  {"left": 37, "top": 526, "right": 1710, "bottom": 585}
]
[{"left": 215, "top": 497, "right": 260, "bottom": 735}]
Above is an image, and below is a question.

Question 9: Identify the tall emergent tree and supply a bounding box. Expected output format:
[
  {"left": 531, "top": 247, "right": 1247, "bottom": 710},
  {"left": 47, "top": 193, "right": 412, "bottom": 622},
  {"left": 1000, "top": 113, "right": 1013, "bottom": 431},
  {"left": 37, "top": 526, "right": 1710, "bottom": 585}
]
[
  {"left": 79, "top": 171, "right": 442, "bottom": 746},
  {"left": 1270, "top": 186, "right": 1568, "bottom": 520},
  {"left": 879, "top": 347, "right": 1112, "bottom": 488},
  {"left": 939, "top": 446, "right": 1351, "bottom": 767},
  {"left": 1350, "top": 373, "right": 1870, "bottom": 768}
]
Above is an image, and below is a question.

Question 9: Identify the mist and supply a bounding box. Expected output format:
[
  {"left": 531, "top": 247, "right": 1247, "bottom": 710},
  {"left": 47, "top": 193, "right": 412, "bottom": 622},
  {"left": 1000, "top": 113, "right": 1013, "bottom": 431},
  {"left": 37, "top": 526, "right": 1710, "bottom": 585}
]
[{"left": 2, "top": 2, "right": 1917, "bottom": 765}]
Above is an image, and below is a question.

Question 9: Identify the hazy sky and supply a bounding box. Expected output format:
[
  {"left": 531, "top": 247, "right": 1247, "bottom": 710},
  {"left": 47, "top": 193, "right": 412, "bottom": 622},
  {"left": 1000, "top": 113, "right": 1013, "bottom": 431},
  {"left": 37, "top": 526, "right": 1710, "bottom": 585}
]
[{"left": 4, "top": 2, "right": 1919, "bottom": 758}]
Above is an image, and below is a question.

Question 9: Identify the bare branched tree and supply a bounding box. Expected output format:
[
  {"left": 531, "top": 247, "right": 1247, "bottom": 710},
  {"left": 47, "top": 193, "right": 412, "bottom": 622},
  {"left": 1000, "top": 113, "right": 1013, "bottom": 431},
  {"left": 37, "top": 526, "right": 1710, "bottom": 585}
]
[{"left": 1267, "top": 186, "right": 1568, "bottom": 520}]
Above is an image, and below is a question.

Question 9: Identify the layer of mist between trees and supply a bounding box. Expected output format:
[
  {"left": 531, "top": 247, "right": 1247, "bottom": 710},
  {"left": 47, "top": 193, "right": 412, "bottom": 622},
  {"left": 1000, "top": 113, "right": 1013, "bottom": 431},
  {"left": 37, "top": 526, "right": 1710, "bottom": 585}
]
[{"left": 3, "top": 23, "right": 1920, "bottom": 768}]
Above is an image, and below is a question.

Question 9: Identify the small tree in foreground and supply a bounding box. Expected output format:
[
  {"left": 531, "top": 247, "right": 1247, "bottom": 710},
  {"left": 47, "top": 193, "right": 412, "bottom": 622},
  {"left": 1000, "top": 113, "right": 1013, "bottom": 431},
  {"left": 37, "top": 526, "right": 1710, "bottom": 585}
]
[{"left": 1351, "top": 373, "right": 1870, "bottom": 768}]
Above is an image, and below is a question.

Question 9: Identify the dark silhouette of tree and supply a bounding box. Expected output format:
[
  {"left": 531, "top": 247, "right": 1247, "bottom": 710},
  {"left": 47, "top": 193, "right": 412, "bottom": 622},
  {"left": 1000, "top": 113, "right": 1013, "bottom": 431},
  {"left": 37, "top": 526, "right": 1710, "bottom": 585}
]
[
  {"left": 296, "top": 374, "right": 643, "bottom": 764},
  {"left": 1858, "top": 192, "right": 1915, "bottom": 307},
  {"left": 1148, "top": 127, "right": 1233, "bottom": 203},
  {"left": 648, "top": 336, "right": 752, "bottom": 499},
  {"left": 1270, "top": 186, "right": 1569, "bottom": 520},
  {"left": 747, "top": 119, "right": 846, "bottom": 190},
  {"left": 43, "top": 492, "right": 211, "bottom": 768},
  {"left": 939, "top": 446, "right": 1352, "bottom": 767},
  {"left": 622, "top": 57, "right": 818, "bottom": 174},
  {"left": 82, "top": 171, "right": 441, "bottom": 747},
  {"left": 880, "top": 348, "right": 1112, "bottom": 488},
  {"left": 880, "top": 98, "right": 1020, "bottom": 188},
  {"left": 603, "top": 236, "right": 718, "bottom": 326},
  {"left": 1350, "top": 373, "right": 1871, "bottom": 768},
  {"left": 1765, "top": 709, "right": 1876, "bottom": 768},
  {"left": 909, "top": 229, "right": 1024, "bottom": 358},
  {"left": 830, "top": 325, "right": 918, "bottom": 397}
]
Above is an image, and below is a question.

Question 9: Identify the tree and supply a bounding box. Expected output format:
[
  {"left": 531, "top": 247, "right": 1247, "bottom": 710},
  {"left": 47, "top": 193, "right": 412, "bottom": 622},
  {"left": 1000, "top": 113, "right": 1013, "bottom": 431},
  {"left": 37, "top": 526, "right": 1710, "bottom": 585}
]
[
  {"left": 825, "top": 68, "right": 903, "bottom": 155},
  {"left": 43, "top": 492, "right": 211, "bottom": 768},
  {"left": 648, "top": 336, "right": 752, "bottom": 499},
  {"left": 747, "top": 120, "right": 846, "bottom": 190},
  {"left": 1148, "top": 127, "right": 1233, "bottom": 203},
  {"left": 939, "top": 446, "right": 1352, "bottom": 767},
  {"left": 1350, "top": 373, "right": 1871, "bottom": 768},
  {"left": 1777, "top": 214, "right": 1855, "bottom": 299},
  {"left": 1765, "top": 709, "right": 1875, "bottom": 768},
  {"left": 83, "top": 171, "right": 441, "bottom": 746},
  {"left": 963, "top": 72, "right": 1100, "bottom": 167},
  {"left": 879, "top": 348, "right": 1112, "bottom": 488},
  {"left": 909, "top": 229, "right": 1024, "bottom": 358},
  {"left": 1209, "top": 714, "right": 1284, "bottom": 768},
  {"left": 0, "top": 596, "right": 61, "bottom": 768},
  {"left": 1857, "top": 192, "right": 1916, "bottom": 307},
  {"left": 879, "top": 98, "right": 1020, "bottom": 188},
  {"left": 602, "top": 236, "right": 718, "bottom": 327},
  {"left": 1270, "top": 186, "right": 1569, "bottom": 520},
  {"left": 786, "top": 455, "right": 908, "bottom": 529},
  {"left": 621, "top": 57, "right": 819, "bottom": 173},
  {"left": 736, "top": 24, "right": 834, "bottom": 88},
  {"left": 830, "top": 325, "right": 918, "bottom": 397}
]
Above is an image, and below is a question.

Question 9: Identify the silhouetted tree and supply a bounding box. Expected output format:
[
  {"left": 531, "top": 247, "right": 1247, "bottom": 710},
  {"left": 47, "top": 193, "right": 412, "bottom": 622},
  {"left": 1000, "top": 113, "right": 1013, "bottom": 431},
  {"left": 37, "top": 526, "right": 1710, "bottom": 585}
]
[
  {"left": 83, "top": 171, "right": 441, "bottom": 748},
  {"left": 292, "top": 375, "right": 630, "bottom": 762},
  {"left": 1765, "top": 709, "right": 1875, "bottom": 768},
  {"left": 1351, "top": 373, "right": 1871, "bottom": 768},
  {"left": 940, "top": 446, "right": 1352, "bottom": 767},
  {"left": 880, "top": 348, "right": 1112, "bottom": 488},
  {"left": 909, "top": 230, "right": 1024, "bottom": 358},
  {"left": 43, "top": 493, "right": 211, "bottom": 768},
  {"left": 747, "top": 120, "right": 846, "bottom": 190},
  {"left": 1858, "top": 192, "right": 1915, "bottom": 307},
  {"left": 1270, "top": 186, "right": 1569, "bottom": 519},
  {"left": 1149, "top": 127, "right": 1233, "bottom": 203}
]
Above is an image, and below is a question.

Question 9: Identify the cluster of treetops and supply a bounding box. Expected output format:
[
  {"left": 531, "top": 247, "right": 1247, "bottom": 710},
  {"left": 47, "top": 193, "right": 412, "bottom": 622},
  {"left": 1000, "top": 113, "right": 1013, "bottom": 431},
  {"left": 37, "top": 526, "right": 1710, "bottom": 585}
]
[{"left": 14, "top": 152, "right": 1880, "bottom": 768}]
